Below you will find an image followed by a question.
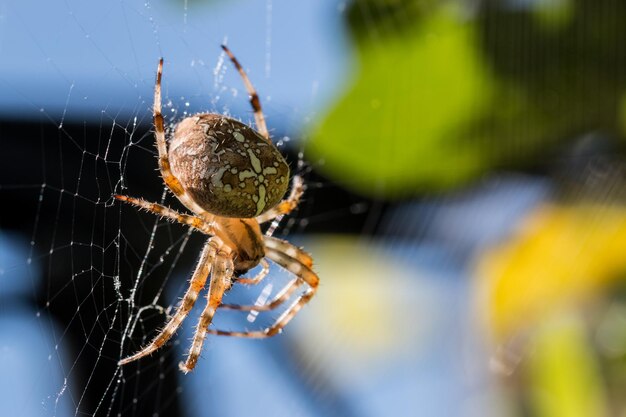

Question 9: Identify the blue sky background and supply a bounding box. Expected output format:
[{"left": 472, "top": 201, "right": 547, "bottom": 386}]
[{"left": 0, "top": 0, "right": 350, "bottom": 129}]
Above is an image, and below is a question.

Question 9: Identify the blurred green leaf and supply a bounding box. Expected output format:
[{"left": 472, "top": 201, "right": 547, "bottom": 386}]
[
  {"left": 532, "top": 0, "right": 574, "bottom": 31},
  {"left": 476, "top": 0, "right": 626, "bottom": 164},
  {"left": 309, "top": 6, "right": 495, "bottom": 196},
  {"left": 309, "top": 0, "right": 626, "bottom": 198}
]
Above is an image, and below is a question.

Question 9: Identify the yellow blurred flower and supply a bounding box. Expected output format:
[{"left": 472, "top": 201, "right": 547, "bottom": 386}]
[{"left": 476, "top": 203, "right": 626, "bottom": 340}]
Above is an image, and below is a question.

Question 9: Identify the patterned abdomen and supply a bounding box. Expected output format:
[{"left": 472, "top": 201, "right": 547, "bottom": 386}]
[{"left": 169, "top": 114, "right": 290, "bottom": 218}]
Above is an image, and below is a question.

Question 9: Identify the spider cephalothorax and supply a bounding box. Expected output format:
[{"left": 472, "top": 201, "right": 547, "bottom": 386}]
[
  {"left": 117, "top": 45, "right": 318, "bottom": 373},
  {"left": 169, "top": 115, "right": 290, "bottom": 218}
]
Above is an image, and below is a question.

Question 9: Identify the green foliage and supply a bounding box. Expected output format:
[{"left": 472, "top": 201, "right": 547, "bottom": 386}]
[
  {"left": 309, "top": 6, "right": 494, "bottom": 196},
  {"left": 308, "top": 0, "right": 626, "bottom": 198},
  {"left": 532, "top": 0, "right": 574, "bottom": 31}
]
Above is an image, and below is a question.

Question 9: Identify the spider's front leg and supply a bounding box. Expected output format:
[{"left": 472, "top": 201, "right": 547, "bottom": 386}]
[
  {"left": 208, "top": 242, "right": 318, "bottom": 338},
  {"left": 264, "top": 235, "right": 313, "bottom": 268},
  {"left": 118, "top": 238, "right": 217, "bottom": 366},
  {"left": 219, "top": 274, "right": 302, "bottom": 312},
  {"left": 220, "top": 238, "right": 313, "bottom": 312},
  {"left": 114, "top": 195, "right": 215, "bottom": 234},
  {"left": 234, "top": 258, "right": 270, "bottom": 285}
]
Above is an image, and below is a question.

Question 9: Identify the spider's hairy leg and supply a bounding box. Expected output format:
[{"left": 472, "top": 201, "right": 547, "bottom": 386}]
[
  {"left": 152, "top": 58, "right": 212, "bottom": 216},
  {"left": 114, "top": 195, "right": 215, "bottom": 234},
  {"left": 208, "top": 245, "right": 318, "bottom": 338},
  {"left": 221, "top": 45, "right": 269, "bottom": 141},
  {"left": 220, "top": 237, "right": 313, "bottom": 311},
  {"left": 263, "top": 235, "right": 313, "bottom": 268},
  {"left": 256, "top": 175, "right": 305, "bottom": 224},
  {"left": 220, "top": 275, "right": 302, "bottom": 311},
  {"left": 235, "top": 258, "right": 270, "bottom": 285},
  {"left": 179, "top": 245, "right": 233, "bottom": 373},
  {"left": 118, "top": 239, "right": 217, "bottom": 366}
]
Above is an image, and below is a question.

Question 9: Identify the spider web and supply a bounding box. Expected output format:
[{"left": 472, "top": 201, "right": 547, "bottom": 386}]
[
  {"left": 6, "top": 1, "right": 606, "bottom": 416},
  {"left": 0, "top": 1, "right": 366, "bottom": 416}
]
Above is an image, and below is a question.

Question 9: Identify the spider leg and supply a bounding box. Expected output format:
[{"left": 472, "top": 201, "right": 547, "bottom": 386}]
[
  {"left": 115, "top": 195, "right": 215, "bottom": 235},
  {"left": 118, "top": 239, "right": 217, "bottom": 366},
  {"left": 220, "top": 276, "right": 302, "bottom": 311},
  {"left": 235, "top": 258, "right": 270, "bottom": 285},
  {"left": 220, "top": 237, "right": 313, "bottom": 311},
  {"left": 263, "top": 235, "right": 313, "bottom": 268},
  {"left": 256, "top": 175, "right": 305, "bottom": 224},
  {"left": 179, "top": 244, "right": 234, "bottom": 373},
  {"left": 221, "top": 45, "right": 269, "bottom": 141},
  {"left": 153, "top": 59, "right": 214, "bottom": 217},
  {"left": 207, "top": 245, "right": 318, "bottom": 338}
]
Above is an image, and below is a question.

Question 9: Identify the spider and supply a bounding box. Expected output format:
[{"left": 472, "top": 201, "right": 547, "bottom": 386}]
[{"left": 117, "top": 45, "right": 318, "bottom": 373}]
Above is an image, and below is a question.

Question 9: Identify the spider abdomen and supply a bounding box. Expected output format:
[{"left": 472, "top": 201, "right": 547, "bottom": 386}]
[{"left": 169, "top": 114, "right": 290, "bottom": 218}]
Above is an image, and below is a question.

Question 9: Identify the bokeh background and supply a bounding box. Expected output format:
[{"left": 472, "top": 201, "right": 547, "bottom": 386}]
[{"left": 2, "top": 0, "right": 626, "bottom": 416}]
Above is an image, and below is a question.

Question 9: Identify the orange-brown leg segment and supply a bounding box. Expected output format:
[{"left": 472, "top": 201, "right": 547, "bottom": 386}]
[
  {"left": 235, "top": 258, "right": 270, "bottom": 285},
  {"left": 207, "top": 244, "right": 318, "bottom": 338},
  {"left": 179, "top": 245, "right": 234, "bottom": 373},
  {"left": 221, "top": 45, "right": 269, "bottom": 141},
  {"left": 115, "top": 195, "right": 215, "bottom": 235},
  {"left": 118, "top": 239, "right": 217, "bottom": 366},
  {"left": 263, "top": 235, "right": 313, "bottom": 268},
  {"left": 152, "top": 59, "right": 215, "bottom": 217},
  {"left": 220, "top": 276, "right": 302, "bottom": 312}
]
